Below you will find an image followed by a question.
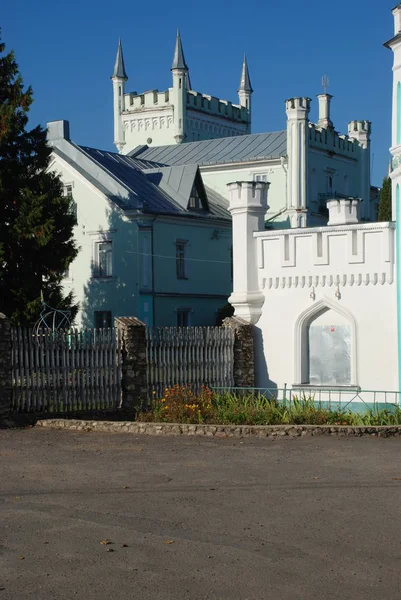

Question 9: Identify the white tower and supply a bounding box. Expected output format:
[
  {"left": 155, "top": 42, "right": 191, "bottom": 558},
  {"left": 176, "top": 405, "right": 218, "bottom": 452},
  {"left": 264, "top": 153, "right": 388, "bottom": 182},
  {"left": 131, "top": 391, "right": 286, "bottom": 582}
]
[
  {"left": 227, "top": 181, "right": 270, "bottom": 324},
  {"left": 111, "top": 39, "right": 128, "bottom": 153},
  {"left": 385, "top": 3, "right": 401, "bottom": 219},
  {"left": 238, "top": 55, "right": 253, "bottom": 134},
  {"left": 285, "top": 97, "right": 311, "bottom": 228},
  {"left": 347, "top": 120, "right": 372, "bottom": 221},
  {"left": 171, "top": 30, "right": 188, "bottom": 144}
]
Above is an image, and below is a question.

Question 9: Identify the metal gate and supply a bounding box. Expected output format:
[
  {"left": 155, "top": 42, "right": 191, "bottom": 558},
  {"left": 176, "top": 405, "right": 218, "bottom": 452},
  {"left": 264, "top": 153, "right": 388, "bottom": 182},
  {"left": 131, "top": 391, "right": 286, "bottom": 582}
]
[{"left": 11, "top": 327, "right": 122, "bottom": 414}]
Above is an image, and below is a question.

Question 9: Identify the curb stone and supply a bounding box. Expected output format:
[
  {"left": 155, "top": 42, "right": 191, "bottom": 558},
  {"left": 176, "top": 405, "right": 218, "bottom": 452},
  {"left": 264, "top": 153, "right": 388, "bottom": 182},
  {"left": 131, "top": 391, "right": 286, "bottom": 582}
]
[{"left": 34, "top": 420, "right": 401, "bottom": 438}]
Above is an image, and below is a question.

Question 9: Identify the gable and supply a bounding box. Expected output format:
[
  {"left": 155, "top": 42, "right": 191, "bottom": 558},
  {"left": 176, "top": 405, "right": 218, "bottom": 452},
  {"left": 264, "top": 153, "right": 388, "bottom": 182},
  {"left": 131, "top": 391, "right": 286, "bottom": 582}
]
[{"left": 144, "top": 165, "right": 209, "bottom": 212}]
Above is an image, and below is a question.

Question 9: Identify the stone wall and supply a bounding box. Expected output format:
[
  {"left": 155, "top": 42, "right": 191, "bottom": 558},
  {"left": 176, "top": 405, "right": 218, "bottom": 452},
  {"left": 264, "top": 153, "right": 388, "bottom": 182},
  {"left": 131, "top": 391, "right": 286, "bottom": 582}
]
[
  {"left": 223, "top": 316, "right": 255, "bottom": 387},
  {"left": 115, "top": 317, "right": 147, "bottom": 411},
  {"left": 0, "top": 314, "right": 12, "bottom": 420},
  {"left": 36, "top": 419, "right": 401, "bottom": 438}
]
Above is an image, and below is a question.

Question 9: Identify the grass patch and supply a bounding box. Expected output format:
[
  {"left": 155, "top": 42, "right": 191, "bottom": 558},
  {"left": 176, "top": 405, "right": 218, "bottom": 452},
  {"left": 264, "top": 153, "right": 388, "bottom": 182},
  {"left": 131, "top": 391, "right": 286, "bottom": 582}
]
[{"left": 137, "top": 386, "right": 401, "bottom": 427}]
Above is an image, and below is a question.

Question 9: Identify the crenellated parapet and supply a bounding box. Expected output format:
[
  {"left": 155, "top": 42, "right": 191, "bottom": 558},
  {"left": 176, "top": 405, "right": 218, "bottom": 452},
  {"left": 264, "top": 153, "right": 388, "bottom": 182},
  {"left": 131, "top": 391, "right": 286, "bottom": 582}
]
[
  {"left": 125, "top": 89, "right": 170, "bottom": 110},
  {"left": 255, "top": 222, "right": 395, "bottom": 293},
  {"left": 186, "top": 91, "right": 249, "bottom": 123},
  {"left": 309, "top": 123, "right": 359, "bottom": 155}
]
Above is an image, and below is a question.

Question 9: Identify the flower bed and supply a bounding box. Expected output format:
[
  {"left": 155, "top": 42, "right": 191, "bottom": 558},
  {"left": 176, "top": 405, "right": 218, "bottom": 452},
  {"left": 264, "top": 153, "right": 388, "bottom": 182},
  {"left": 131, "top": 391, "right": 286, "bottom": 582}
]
[{"left": 137, "top": 386, "right": 401, "bottom": 427}]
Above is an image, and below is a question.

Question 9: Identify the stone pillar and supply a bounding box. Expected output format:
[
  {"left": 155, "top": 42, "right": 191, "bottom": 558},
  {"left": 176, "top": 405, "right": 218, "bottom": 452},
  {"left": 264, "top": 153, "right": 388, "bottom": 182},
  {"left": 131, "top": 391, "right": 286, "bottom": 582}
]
[
  {"left": 223, "top": 316, "right": 255, "bottom": 388},
  {"left": 227, "top": 181, "right": 269, "bottom": 325},
  {"left": 115, "top": 317, "right": 147, "bottom": 411},
  {"left": 0, "top": 314, "right": 12, "bottom": 421}
]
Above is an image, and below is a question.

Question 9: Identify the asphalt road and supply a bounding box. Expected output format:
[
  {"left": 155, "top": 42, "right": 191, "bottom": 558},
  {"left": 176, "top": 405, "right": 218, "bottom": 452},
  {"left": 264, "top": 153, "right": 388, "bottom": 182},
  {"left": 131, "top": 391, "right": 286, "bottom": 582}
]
[{"left": 1, "top": 428, "right": 401, "bottom": 600}]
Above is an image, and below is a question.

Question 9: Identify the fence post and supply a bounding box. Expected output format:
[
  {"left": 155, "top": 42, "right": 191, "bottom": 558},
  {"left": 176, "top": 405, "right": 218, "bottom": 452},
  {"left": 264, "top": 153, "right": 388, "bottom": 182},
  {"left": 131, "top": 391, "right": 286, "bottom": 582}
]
[
  {"left": 223, "top": 316, "right": 255, "bottom": 388},
  {"left": 0, "top": 314, "right": 12, "bottom": 421},
  {"left": 114, "top": 317, "right": 147, "bottom": 411}
]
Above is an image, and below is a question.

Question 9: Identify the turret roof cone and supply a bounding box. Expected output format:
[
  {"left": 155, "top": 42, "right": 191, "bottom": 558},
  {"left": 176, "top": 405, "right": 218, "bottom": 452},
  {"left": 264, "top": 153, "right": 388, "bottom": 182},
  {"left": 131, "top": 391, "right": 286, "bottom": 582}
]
[
  {"left": 238, "top": 55, "right": 253, "bottom": 93},
  {"left": 112, "top": 38, "right": 128, "bottom": 80},
  {"left": 171, "top": 29, "right": 188, "bottom": 70}
]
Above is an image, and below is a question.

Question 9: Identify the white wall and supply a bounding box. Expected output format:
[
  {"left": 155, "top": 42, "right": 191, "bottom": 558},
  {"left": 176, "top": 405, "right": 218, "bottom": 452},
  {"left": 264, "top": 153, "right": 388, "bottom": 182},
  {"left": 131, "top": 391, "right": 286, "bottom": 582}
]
[
  {"left": 252, "top": 223, "right": 397, "bottom": 391},
  {"left": 51, "top": 154, "right": 139, "bottom": 328},
  {"left": 121, "top": 107, "right": 175, "bottom": 152},
  {"left": 202, "top": 162, "right": 288, "bottom": 226}
]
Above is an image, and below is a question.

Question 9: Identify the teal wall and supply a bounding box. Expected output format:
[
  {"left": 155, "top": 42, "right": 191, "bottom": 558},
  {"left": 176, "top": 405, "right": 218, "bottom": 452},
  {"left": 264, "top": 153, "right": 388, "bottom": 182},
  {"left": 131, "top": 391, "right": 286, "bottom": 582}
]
[
  {"left": 135, "top": 217, "right": 232, "bottom": 326},
  {"left": 80, "top": 206, "right": 232, "bottom": 328}
]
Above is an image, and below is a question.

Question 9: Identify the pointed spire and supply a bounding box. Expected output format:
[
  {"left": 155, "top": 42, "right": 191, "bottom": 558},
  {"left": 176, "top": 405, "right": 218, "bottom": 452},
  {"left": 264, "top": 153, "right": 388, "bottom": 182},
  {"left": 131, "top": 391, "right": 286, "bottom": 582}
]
[
  {"left": 171, "top": 29, "right": 188, "bottom": 71},
  {"left": 238, "top": 55, "right": 253, "bottom": 93},
  {"left": 112, "top": 38, "right": 128, "bottom": 80}
]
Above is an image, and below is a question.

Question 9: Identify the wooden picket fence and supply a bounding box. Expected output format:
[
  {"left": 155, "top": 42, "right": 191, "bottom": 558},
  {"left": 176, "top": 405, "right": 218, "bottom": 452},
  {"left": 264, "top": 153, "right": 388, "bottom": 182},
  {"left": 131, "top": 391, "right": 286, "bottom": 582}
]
[
  {"left": 11, "top": 327, "right": 122, "bottom": 414},
  {"left": 146, "top": 326, "right": 235, "bottom": 400}
]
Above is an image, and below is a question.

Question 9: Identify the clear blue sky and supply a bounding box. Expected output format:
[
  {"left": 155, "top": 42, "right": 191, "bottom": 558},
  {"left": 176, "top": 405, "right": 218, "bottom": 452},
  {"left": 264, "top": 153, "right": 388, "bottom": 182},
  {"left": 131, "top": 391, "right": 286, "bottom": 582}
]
[{"left": 1, "top": 0, "right": 396, "bottom": 186}]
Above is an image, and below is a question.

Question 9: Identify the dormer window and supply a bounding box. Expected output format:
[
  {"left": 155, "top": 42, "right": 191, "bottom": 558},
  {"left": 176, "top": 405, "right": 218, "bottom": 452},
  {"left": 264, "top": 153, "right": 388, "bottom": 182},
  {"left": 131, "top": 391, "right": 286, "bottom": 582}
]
[{"left": 188, "top": 184, "right": 202, "bottom": 210}]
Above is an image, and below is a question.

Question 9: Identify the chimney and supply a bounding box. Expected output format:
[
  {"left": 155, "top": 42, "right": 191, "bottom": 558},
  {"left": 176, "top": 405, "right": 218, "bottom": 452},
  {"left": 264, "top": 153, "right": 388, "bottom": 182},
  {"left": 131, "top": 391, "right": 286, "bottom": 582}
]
[
  {"left": 327, "top": 197, "right": 360, "bottom": 226},
  {"left": 317, "top": 94, "right": 333, "bottom": 129},
  {"left": 47, "top": 120, "right": 70, "bottom": 143}
]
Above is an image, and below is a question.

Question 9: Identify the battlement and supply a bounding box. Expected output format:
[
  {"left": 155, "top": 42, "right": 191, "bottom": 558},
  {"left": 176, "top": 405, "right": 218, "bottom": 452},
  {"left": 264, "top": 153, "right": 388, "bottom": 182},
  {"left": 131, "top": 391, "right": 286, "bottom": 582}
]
[
  {"left": 124, "top": 89, "right": 170, "bottom": 111},
  {"left": 286, "top": 97, "right": 312, "bottom": 114},
  {"left": 348, "top": 120, "right": 372, "bottom": 138},
  {"left": 309, "top": 123, "right": 358, "bottom": 155},
  {"left": 186, "top": 91, "right": 249, "bottom": 122},
  {"left": 227, "top": 181, "right": 270, "bottom": 212}
]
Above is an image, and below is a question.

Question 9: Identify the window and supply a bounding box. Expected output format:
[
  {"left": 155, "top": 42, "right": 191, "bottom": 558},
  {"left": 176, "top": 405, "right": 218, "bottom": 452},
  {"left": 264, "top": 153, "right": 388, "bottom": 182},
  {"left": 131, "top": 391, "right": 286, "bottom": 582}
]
[
  {"left": 94, "top": 311, "right": 112, "bottom": 329},
  {"left": 177, "top": 309, "right": 191, "bottom": 327},
  {"left": 230, "top": 246, "right": 233, "bottom": 281},
  {"left": 63, "top": 184, "right": 77, "bottom": 220},
  {"left": 188, "top": 185, "right": 202, "bottom": 210},
  {"left": 176, "top": 241, "right": 187, "bottom": 279},
  {"left": 94, "top": 241, "right": 113, "bottom": 278},
  {"left": 253, "top": 174, "right": 268, "bottom": 183}
]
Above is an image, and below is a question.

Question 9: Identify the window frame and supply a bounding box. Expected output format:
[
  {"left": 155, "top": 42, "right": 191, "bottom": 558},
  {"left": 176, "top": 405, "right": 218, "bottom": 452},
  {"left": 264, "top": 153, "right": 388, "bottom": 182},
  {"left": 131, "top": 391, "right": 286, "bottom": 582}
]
[
  {"left": 176, "top": 240, "right": 188, "bottom": 280},
  {"left": 176, "top": 309, "right": 191, "bottom": 327},
  {"left": 93, "top": 239, "right": 113, "bottom": 279}
]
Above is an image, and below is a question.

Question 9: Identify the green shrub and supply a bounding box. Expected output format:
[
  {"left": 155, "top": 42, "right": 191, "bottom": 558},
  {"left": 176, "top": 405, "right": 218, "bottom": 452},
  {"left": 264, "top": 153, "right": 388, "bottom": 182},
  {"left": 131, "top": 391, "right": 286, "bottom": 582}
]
[{"left": 137, "top": 387, "right": 401, "bottom": 427}]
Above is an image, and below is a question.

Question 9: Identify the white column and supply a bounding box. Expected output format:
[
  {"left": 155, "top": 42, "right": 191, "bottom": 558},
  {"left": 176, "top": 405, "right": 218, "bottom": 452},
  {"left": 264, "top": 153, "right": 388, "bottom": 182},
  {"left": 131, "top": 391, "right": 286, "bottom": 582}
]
[
  {"left": 227, "top": 181, "right": 269, "bottom": 324},
  {"left": 112, "top": 78, "right": 125, "bottom": 153},
  {"left": 348, "top": 121, "right": 371, "bottom": 221},
  {"left": 285, "top": 97, "right": 311, "bottom": 227},
  {"left": 171, "top": 70, "right": 186, "bottom": 144}
]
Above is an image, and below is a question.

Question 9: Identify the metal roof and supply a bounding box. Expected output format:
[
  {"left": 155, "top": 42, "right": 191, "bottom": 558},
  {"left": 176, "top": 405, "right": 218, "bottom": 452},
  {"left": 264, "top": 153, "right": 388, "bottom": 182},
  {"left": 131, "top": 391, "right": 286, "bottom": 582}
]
[
  {"left": 70, "top": 145, "right": 229, "bottom": 220},
  {"left": 78, "top": 146, "right": 183, "bottom": 214},
  {"left": 144, "top": 165, "right": 199, "bottom": 210},
  {"left": 112, "top": 39, "right": 128, "bottom": 80},
  {"left": 238, "top": 55, "right": 253, "bottom": 93},
  {"left": 204, "top": 186, "right": 230, "bottom": 219},
  {"left": 171, "top": 29, "right": 188, "bottom": 70},
  {"left": 131, "top": 131, "right": 287, "bottom": 166}
]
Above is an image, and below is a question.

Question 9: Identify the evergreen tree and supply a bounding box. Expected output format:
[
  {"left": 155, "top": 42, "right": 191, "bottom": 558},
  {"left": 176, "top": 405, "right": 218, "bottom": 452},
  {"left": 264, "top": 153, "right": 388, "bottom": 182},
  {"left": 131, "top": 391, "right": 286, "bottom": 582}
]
[
  {"left": 378, "top": 176, "right": 392, "bottom": 222},
  {"left": 0, "top": 35, "right": 78, "bottom": 326}
]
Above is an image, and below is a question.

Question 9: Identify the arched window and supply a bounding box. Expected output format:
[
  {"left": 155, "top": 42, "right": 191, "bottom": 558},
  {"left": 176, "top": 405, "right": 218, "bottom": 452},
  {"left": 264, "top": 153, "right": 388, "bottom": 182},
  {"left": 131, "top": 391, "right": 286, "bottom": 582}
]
[
  {"left": 294, "top": 299, "right": 357, "bottom": 386},
  {"left": 397, "top": 82, "right": 401, "bottom": 145}
]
